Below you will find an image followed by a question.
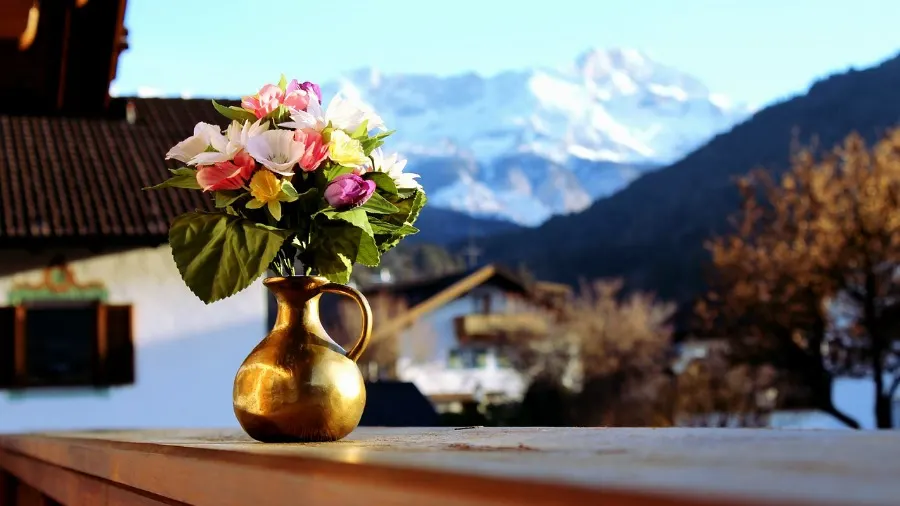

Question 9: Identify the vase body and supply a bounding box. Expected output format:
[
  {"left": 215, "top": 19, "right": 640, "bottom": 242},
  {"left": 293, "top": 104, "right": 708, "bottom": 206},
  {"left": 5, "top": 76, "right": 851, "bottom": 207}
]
[{"left": 233, "top": 276, "right": 372, "bottom": 442}]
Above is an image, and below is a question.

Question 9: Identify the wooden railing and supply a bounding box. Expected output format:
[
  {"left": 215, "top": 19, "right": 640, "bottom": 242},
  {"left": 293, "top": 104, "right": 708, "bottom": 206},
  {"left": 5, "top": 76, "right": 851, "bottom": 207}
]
[{"left": 0, "top": 427, "right": 897, "bottom": 505}]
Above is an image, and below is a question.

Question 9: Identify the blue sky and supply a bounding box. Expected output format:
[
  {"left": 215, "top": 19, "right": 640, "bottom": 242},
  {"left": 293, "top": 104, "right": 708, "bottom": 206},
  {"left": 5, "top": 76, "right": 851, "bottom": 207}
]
[{"left": 112, "top": 0, "right": 900, "bottom": 108}]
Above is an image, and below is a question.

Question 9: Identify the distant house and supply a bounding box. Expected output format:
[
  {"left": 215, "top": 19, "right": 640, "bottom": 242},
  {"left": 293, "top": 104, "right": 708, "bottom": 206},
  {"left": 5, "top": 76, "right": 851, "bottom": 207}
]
[
  {"left": 0, "top": 0, "right": 283, "bottom": 432},
  {"left": 338, "top": 265, "right": 566, "bottom": 414},
  {"left": 0, "top": 0, "right": 432, "bottom": 432}
]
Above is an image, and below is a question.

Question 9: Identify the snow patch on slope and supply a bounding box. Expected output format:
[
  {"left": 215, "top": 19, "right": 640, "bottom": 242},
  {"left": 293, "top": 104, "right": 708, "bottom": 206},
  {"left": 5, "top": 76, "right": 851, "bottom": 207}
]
[{"left": 320, "top": 47, "right": 753, "bottom": 225}]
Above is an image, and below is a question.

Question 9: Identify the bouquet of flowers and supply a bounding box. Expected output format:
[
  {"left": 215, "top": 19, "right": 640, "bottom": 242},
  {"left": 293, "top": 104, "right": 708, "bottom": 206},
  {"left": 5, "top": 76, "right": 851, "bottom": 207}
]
[{"left": 147, "top": 76, "right": 425, "bottom": 304}]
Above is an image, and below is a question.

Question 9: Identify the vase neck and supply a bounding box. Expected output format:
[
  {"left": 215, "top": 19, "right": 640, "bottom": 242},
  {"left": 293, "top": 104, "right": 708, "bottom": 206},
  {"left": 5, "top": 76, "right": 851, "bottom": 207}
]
[
  {"left": 273, "top": 293, "right": 323, "bottom": 330},
  {"left": 265, "top": 276, "right": 343, "bottom": 351}
]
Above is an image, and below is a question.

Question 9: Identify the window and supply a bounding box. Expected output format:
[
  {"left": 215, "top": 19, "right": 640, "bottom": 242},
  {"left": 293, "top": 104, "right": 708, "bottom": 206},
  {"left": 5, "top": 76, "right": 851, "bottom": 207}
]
[
  {"left": 448, "top": 349, "right": 463, "bottom": 369},
  {"left": 480, "top": 294, "right": 492, "bottom": 314},
  {"left": 447, "top": 348, "right": 489, "bottom": 369},
  {"left": 0, "top": 302, "right": 134, "bottom": 389},
  {"left": 471, "top": 290, "right": 492, "bottom": 315},
  {"left": 474, "top": 349, "right": 488, "bottom": 369}
]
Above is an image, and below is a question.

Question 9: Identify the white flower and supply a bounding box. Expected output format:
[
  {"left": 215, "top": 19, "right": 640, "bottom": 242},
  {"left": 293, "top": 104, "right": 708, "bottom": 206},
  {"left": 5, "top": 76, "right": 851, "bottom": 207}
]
[
  {"left": 191, "top": 119, "right": 268, "bottom": 165},
  {"left": 370, "top": 148, "right": 421, "bottom": 189},
  {"left": 280, "top": 93, "right": 385, "bottom": 134},
  {"left": 165, "top": 122, "right": 227, "bottom": 164},
  {"left": 279, "top": 96, "right": 326, "bottom": 131},
  {"left": 246, "top": 130, "right": 305, "bottom": 176}
]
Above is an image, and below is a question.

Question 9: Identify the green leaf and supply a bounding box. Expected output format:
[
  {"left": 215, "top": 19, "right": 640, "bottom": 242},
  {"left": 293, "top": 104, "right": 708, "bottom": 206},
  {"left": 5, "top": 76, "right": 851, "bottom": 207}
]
[
  {"left": 353, "top": 232, "right": 380, "bottom": 267},
  {"left": 387, "top": 189, "right": 427, "bottom": 226},
  {"left": 360, "top": 130, "right": 396, "bottom": 155},
  {"left": 396, "top": 188, "right": 417, "bottom": 199},
  {"left": 281, "top": 180, "right": 300, "bottom": 202},
  {"left": 350, "top": 120, "right": 369, "bottom": 139},
  {"left": 369, "top": 130, "right": 396, "bottom": 141},
  {"left": 321, "top": 208, "right": 374, "bottom": 236},
  {"left": 277, "top": 74, "right": 288, "bottom": 91},
  {"left": 359, "top": 192, "right": 400, "bottom": 214},
  {"left": 290, "top": 187, "right": 319, "bottom": 212},
  {"left": 298, "top": 187, "right": 318, "bottom": 201},
  {"left": 214, "top": 191, "right": 243, "bottom": 208},
  {"left": 376, "top": 190, "right": 427, "bottom": 253},
  {"left": 369, "top": 217, "right": 419, "bottom": 236},
  {"left": 168, "top": 212, "right": 290, "bottom": 304},
  {"left": 314, "top": 248, "right": 353, "bottom": 284},
  {"left": 325, "top": 165, "right": 355, "bottom": 181},
  {"left": 144, "top": 167, "right": 201, "bottom": 190},
  {"left": 212, "top": 100, "right": 257, "bottom": 123},
  {"left": 311, "top": 222, "right": 381, "bottom": 283},
  {"left": 370, "top": 130, "right": 395, "bottom": 142},
  {"left": 403, "top": 189, "right": 427, "bottom": 227},
  {"left": 360, "top": 138, "right": 384, "bottom": 156},
  {"left": 265, "top": 104, "right": 292, "bottom": 123},
  {"left": 311, "top": 205, "right": 334, "bottom": 217},
  {"left": 364, "top": 172, "right": 398, "bottom": 195}
]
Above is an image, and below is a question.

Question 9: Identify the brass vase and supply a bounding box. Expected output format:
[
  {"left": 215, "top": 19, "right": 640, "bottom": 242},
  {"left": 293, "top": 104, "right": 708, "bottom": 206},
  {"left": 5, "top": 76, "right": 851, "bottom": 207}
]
[{"left": 232, "top": 276, "right": 372, "bottom": 442}]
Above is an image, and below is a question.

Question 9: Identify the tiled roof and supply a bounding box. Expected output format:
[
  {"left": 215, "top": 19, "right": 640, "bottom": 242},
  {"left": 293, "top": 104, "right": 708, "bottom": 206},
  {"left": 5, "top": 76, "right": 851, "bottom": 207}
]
[
  {"left": 362, "top": 264, "right": 529, "bottom": 305},
  {"left": 0, "top": 97, "right": 238, "bottom": 246},
  {"left": 361, "top": 265, "right": 535, "bottom": 340}
]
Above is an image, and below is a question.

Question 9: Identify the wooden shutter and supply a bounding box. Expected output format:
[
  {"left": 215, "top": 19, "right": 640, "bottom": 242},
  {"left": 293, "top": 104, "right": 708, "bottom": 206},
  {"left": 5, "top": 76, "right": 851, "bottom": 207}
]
[
  {"left": 102, "top": 304, "right": 134, "bottom": 385},
  {"left": 0, "top": 307, "right": 16, "bottom": 388}
]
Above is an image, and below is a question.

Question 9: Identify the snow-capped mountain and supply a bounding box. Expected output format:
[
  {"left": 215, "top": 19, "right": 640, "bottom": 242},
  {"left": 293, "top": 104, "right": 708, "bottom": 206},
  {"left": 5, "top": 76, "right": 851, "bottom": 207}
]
[{"left": 325, "top": 48, "right": 754, "bottom": 225}]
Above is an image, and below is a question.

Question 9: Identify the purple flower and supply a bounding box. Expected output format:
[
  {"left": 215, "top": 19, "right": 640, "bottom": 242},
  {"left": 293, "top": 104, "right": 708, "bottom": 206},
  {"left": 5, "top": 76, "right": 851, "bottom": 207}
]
[
  {"left": 324, "top": 174, "right": 375, "bottom": 210},
  {"left": 300, "top": 81, "right": 322, "bottom": 104}
]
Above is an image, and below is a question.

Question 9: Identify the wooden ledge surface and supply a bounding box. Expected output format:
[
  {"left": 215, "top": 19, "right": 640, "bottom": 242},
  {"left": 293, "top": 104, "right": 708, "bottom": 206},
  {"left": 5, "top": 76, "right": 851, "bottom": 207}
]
[{"left": 1, "top": 427, "right": 898, "bottom": 506}]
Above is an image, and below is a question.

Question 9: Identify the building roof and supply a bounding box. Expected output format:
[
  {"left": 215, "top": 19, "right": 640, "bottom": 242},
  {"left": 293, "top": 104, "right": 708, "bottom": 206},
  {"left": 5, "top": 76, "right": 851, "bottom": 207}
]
[
  {"left": 0, "top": 97, "right": 236, "bottom": 247},
  {"left": 363, "top": 264, "right": 529, "bottom": 306},
  {"left": 363, "top": 264, "right": 535, "bottom": 340}
]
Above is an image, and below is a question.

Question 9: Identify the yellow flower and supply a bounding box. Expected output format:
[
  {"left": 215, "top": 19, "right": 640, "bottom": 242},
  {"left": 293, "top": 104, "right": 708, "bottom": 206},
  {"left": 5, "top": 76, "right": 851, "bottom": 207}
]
[
  {"left": 328, "top": 130, "right": 369, "bottom": 168},
  {"left": 246, "top": 170, "right": 297, "bottom": 221}
]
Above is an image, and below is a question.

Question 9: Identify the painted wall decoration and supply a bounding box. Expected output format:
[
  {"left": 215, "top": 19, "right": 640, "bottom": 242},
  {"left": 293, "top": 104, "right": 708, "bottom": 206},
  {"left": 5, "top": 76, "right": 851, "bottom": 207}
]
[{"left": 8, "top": 264, "right": 108, "bottom": 304}]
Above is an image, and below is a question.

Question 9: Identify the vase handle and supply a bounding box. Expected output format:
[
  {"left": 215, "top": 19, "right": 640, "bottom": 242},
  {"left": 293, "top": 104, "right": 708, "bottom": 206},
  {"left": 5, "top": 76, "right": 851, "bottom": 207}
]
[{"left": 319, "top": 283, "right": 372, "bottom": 362}]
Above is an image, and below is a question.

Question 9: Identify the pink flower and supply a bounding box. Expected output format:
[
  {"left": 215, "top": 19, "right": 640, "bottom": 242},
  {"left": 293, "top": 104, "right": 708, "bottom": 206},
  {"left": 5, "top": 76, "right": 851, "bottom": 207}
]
[
  {"left": 324, "top": 173, "right": 376, "bottom": 210},
  {"left": 283, "top": 79, "right": 311, "bottom": 113},
  {"left": 241, "top": 84, "right": 283, "bottom": 119},
  {"left": 293, "top": 129, "right": 328, "bottom": 172},
  {"left": 196, "top": 158, "right": 255, "bottom": 191},
  {"left": 300, "top": 81, "right": 322, "bottom": 104},
  {"left": 241, "top": 81, "right": 312, "bottom": 118}
]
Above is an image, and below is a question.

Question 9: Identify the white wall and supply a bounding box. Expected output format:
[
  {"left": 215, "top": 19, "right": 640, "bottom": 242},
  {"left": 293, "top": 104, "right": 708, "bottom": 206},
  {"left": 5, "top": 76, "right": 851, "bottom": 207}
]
[
  {"left": 396, "top": 291, "right": 526, "bottom": 401},
  {"left": 0, "top": 245, "right": 268, "bottom": 433}
]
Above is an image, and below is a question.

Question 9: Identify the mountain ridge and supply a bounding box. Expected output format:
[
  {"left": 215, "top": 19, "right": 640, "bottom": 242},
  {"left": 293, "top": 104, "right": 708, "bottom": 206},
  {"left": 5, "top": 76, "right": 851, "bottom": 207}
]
[
  {"left": 471, "top": 51, "right": 900, "bottom": 302},
  {"left": 320, "top": 47, "right": 752, "bottom": 225}
]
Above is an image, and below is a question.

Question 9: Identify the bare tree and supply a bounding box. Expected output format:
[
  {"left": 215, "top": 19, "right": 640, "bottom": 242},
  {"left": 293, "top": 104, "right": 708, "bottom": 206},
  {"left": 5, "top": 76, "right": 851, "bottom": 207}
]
[
  {"left": 700, "top": 130, "right": 900, "bottom": 428},
  {"left": 675, "top": 343, "right": 778, "bottom": 427},
  {"left": 509, "top": 279, "right": 676, "bottom": 426},
  {"left": 569, "top": 280, "right": 676, "bottom": 426}
]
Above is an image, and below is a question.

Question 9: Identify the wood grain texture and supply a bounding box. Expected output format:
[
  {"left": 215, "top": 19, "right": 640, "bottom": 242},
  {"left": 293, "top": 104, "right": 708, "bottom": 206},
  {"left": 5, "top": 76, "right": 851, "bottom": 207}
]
[
  {"left": 1, "top": 428, "right": 898, "bottom": 506},
  {"left": 0, "top": 450, "right": 175, "bottom": 506}
]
